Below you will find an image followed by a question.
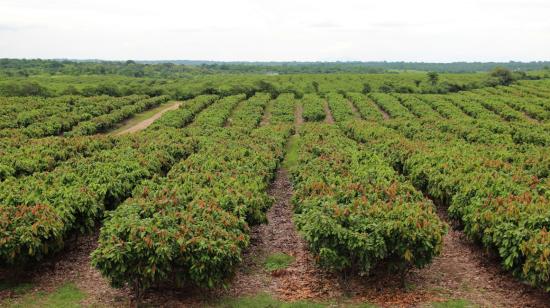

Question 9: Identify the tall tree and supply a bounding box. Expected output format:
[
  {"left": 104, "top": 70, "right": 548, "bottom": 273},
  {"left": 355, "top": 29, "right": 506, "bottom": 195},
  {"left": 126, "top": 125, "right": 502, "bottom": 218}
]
[
  {"left": 362, "top": 82, "right": 372, "bottom": 94},
  {"left": 427, "top": 72, "right": 439, "bottom": 86},
  {"left": 490, "top": 67, "right": 515, "bottom": 86}
]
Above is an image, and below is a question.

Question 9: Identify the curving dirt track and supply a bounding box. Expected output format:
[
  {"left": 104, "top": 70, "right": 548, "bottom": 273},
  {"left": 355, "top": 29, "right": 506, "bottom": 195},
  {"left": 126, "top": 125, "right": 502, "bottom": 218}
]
[{"left": 115, "top": 101, "right": 182, "bottom": 135}]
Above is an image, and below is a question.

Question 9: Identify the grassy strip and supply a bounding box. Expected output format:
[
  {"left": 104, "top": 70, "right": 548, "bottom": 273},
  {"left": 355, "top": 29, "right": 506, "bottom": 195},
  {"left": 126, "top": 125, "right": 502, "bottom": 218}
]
[{"left": 1, "top": 283, "right": 85, "bottom": 308}]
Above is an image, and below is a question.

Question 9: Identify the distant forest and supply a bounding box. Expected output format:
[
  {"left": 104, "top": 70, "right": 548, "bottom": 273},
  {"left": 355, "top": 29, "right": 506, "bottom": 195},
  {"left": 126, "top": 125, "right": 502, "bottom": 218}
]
[
  {"left": 146, "top": 60, "right": 550, "bottom": 73},
  {"left": 1, "top": 59, "right": 550, "bottom": 77}
]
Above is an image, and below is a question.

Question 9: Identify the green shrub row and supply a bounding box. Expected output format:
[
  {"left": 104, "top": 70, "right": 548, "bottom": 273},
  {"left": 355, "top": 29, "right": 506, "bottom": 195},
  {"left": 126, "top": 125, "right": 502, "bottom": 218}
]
[
  {"left": 301, "top": 93, "right": 325, "bottom": 122},
  {"left": 0, "top": 95, "right": 148, "bottom": 138},
  {"left": 346, "top": 92, "right": 384, "bottom": 121},
  {"left": 290, "top": 123, "right": 446, "bottom": 275},
  {"left": 325, "top": 92, "right": 355, "bottom": 122},
  {"left": 148, "top": 95, "right": 218, "bottom": 130},
  {"left": 0, "top": 129, "right": 198, "bottom": 265},
  {"left": 185, "top": 94, "right": 246, "bottom": 135},
  {"left": 227, "top": 93, "right": 271, "bottom": 130},
  {"left": 0, "top": 135, "right": 117, "bottom": 181},
  {"left": 92, "top": 124, "right": 292, "bottom": 294},
  {"left": 368, "top": 93, "right": 414, "bottom": 120},
  {"left": 0, "top": 95, "right": 142, "bottom": 129},
  {"left": 343, "top": 120, "right": 550, "bottom": 291},
  {"left": 270, "top": 93, "right": 296, "bottom": 124}
]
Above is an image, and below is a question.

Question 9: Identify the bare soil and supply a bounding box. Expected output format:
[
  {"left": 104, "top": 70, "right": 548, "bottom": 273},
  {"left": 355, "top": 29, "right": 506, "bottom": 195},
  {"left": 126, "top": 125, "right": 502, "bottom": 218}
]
[
  {"left": 324, "top": 101, "right": 335, "bottom": 124},
  {"left": 372, "top": 101, "right": 390, "bottom": 120},
  {"left": 225, "top": 169, "right": 342, "bottom": 301},
  {"left": 260, "top": 100, "right": 273, "bottom": 126},
  {"left": 347, "top": 99, "right": 362, "bottom": 119},
  {"left": 265, "top": 170, "right": 342, "bottom": 300},
  {"left": 407, "top": 208, "right": 550, "bottom": 308},
  {"left": 295, "top": 102, "right": 304, "bottom": 126}
]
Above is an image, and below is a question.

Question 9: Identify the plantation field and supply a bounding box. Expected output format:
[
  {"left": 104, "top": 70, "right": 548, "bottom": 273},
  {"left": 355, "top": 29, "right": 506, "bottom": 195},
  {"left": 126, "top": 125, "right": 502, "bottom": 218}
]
[{"left": 0, "top": 74, "right": 549, "bottom": 307}]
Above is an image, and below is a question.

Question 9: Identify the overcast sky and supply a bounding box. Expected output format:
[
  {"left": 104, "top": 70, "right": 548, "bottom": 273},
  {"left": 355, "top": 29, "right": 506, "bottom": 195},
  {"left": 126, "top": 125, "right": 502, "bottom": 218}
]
[{"left": 1, "top": 0, "right": 549, "bottom": 62}]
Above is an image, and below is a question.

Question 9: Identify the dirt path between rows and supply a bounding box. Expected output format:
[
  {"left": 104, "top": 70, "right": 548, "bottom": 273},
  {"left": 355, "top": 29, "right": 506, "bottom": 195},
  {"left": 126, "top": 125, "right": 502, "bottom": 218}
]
[
  {"left": 324, "top": 101, "right": 335, "bottom": 124},
  {"left": 115, "top": 101, "right": 182, "bottom": 135},
  {"left": 409, "top": 207, "right": 550, "bottom": 307},
  {"left": 222, "top": 168, "right": 344, "bottom": 301},
  {"left": 225, "top": 99, "right": 342, "bottom": 301},
  {"left": 512, "top": 108, "right": 540, "bottom": 124},
  {"left": 260, "top": 99, "right": 273, "bottom": 127},
  {"left": 295, "top": 101, "right": 304, "bottom": 126},
  {"left": 379, "top": 108, "right": 390, "bottom": 120},
  {"left": 371, "top": 100, "right": 390, "bottom": 120},
  {"left": 347, "top": 99, "right": 362, "bottom": 119},
  {"left": 522, "top": 112, "right": 540, "bottom": 123}
]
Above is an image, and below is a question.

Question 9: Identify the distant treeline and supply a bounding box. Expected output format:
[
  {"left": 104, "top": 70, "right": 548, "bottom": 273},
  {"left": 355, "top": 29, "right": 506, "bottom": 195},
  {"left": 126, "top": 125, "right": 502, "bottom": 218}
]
[
  {"left": 144, "top": 60, "right": 550, "bottom": 73},
  {"left": 0, "top": 59, "right": 207, "bottom": 78},
  {"left": 2, "top": 59, "right": 550, "bottom": 77},
  {"left": 0, "top": 66, "right": 544, "bottom": 99}
]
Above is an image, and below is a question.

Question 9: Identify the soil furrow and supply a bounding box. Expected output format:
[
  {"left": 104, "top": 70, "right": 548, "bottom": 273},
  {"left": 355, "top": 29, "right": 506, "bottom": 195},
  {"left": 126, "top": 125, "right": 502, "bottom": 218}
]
[
  {"left": 347, "top": 99, "right": 362, "bottom": 119},
  {"left": 324, "top": 100, "right": 335, "bottom": 124}
]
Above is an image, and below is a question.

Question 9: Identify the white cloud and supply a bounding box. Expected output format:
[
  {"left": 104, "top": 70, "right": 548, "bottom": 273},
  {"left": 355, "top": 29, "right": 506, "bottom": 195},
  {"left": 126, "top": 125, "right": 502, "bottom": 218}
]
[{"left": 0, "top": 0, "right": 548, "bottom": 61}]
